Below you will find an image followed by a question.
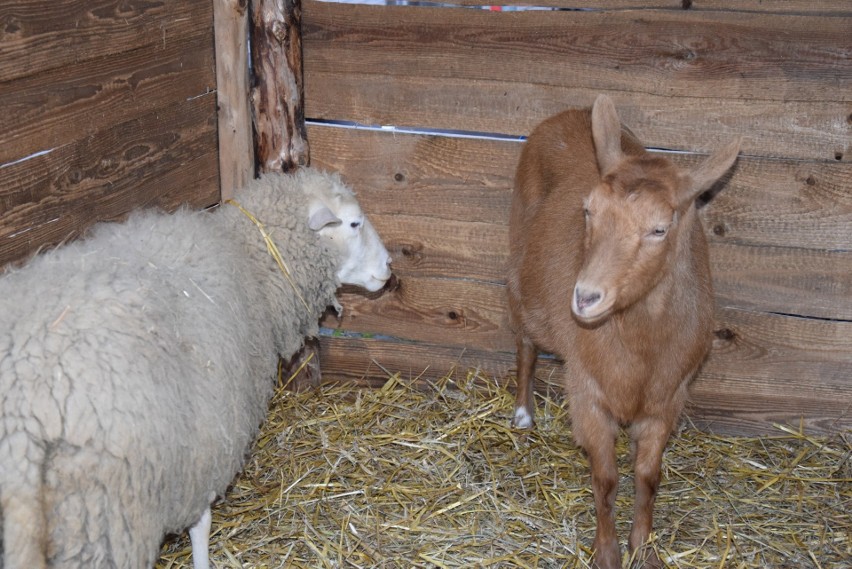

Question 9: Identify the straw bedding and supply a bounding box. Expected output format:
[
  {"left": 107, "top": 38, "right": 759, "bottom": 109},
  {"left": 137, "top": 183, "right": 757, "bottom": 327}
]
[{"left": 157, "top": 369, "right": 850, "bottom": 569}]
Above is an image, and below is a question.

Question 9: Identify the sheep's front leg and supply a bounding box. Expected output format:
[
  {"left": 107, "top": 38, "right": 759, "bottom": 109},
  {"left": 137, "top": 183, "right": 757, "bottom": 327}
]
[
  {"left": 628, "top": 418, "right": 670, "bottom": 568},
  {"left": 189, "top": 506, "right": 212, "bottom": 569},
  {"left": 511, "top": 334, "right": 537, "bottom": 429}
]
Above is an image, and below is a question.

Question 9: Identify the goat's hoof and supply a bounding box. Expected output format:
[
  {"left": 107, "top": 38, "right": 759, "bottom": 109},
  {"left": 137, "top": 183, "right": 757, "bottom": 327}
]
[{"left": 591, "top": 540, "right": 622, "bottom": 569}]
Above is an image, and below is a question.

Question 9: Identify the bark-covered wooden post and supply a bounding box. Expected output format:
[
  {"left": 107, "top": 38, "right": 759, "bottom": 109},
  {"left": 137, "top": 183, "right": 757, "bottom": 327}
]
[
  {"left": 250, "top": 0, "right": 309, "bottom": 173},
  {"left": 250, "top": 0, "right": 319, "bottom": 389}
]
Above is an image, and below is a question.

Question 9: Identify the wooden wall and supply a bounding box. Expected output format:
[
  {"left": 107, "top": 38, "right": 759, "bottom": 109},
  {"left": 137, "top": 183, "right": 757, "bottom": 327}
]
[
  {"left": 302, "top": 0, "right": 852, "bottom": 435},
  {"left": 0, "top": 0, "right": 221, "bottom": 268}
]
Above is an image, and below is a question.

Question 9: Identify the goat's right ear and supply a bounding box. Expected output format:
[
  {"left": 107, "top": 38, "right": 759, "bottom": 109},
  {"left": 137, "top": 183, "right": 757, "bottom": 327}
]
[
  {"left": 591, "top": 94, "right": 624, "bottom": 176},
  {"left": 308, "top": 206, "right": 342, "bottom": 231},
  {"left": 682, "top": 137, "right": 742, "bottom": 205}
]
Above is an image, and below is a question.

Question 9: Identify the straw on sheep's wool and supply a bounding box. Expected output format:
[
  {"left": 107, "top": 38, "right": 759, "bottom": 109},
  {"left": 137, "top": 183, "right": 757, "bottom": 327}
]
[{"left": 157, "top": 368, "right": 850, "bottom": 569}]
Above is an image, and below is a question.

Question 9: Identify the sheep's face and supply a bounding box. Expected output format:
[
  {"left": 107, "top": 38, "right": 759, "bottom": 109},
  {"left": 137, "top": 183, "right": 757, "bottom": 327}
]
[{"left": 308, "top": 198, "right": 392, "bottom": 292}]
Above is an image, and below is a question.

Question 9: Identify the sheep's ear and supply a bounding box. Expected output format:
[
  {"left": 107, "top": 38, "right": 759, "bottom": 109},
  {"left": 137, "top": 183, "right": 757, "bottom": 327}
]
[
  {"left": 308, "top": 206, "right": 342, "bottom": 231},
  {"left": 591, "top": 94, "right": 624, "bottom": 176},
  {"left": 681, "top": 137, "right": 742, "bottom": 205}
]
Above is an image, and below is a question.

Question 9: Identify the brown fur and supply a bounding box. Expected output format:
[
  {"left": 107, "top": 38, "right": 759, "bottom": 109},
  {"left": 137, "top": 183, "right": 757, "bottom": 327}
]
[{"left": 507, "top": 95, "right": 740, "bottom": 569}]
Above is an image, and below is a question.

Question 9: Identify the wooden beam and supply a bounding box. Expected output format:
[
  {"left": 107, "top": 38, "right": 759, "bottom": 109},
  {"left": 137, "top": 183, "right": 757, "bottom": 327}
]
[
  {"left": 249, "top": 0, "right": 317, "bottom": 388},
  {"left": 213, "top": 0, "right": 254, "bottom": 200},
  {"left": 250, "top": 0, "right": 309, "bottom": 172}
]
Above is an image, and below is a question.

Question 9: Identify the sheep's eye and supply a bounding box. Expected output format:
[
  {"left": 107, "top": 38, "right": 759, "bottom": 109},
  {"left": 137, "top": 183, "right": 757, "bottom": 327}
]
[
  {"left": 350, "top": 221, "right": 361, "bottom": 229},
  {"left": 583, "top": 207, "right": 591, "bottom": 220},
  {"left": 652, "top": 226, "right": 667, "bottom": 237}
]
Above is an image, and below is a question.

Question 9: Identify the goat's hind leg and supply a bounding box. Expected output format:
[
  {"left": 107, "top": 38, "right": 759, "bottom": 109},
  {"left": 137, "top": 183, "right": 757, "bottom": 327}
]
[{"left": 511, "top": 334, "right": 537, "bottom": 429}]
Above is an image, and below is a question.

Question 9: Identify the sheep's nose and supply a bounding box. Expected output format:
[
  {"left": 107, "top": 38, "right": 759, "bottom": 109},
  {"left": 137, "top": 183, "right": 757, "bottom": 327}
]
[{"left": 383, "top": 273, "right": 401, "bottom": 292}]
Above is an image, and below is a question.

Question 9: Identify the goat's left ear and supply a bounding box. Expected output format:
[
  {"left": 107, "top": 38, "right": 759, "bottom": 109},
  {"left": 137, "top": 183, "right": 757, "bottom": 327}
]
[
  {"left": 308, "top": 206, "right": 342, "bottom": 231},
  {"left": 682, "top": 138, "right": 742, "bottom": 204}
]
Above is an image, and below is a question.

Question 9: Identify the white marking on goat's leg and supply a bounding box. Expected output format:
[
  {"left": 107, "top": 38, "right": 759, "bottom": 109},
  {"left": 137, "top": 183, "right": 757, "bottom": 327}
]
[
  {"left": 189, "top": 506, "right": 212, "bottom": 569},
  {"left": 512, "top": 406, "right": 534, "bottom": 430}
]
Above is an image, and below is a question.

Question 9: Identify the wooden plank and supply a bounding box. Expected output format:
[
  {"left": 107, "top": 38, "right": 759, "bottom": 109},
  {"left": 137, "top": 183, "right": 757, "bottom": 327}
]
[
  {"left": 213, "top": 0, "right": 254, "bottom": 200},
  {"left": 692, "top": 307, "right": 852, "bottom": 435},
  {"left": 318, "top": 333, "right": 561, "bottom": 391},
  {"left": 710, "top": 244, "right": 852, "bottom": 321},
  {"left": 325, "top": 275, "right": 511, "bottom": 351},
  {"left": 303, "top": 1, "right": 851, "bottom": 161},
  {"left": 322, "top": 268, "right": 852, "bottom": 383},
  {"left": 437, "top": 0, "right": 850, "bottom": 11},
  {"left": 0, "top": 96, "right": 219, "bottom": 267},
  {"left": 308, "top": 126, "right": 852, "bottom": 320},
  {"left": 318, "top": 313, "right": 852, "bottom": 436},
  {"left": 0, "top": 32, "right": 216, "bottom": 165},
  {"left": 0, "top": 0, "right": 211, "bottom": 83}
]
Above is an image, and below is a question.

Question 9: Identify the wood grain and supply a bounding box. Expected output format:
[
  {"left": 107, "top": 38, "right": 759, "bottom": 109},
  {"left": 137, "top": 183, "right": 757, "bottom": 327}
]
[
  {"left": 0, "top": 0, "right": 220, "bottom": 269},
  {"left": 302, "top": 1, "right": 851, "bottom": 162},
  {"left": 0, "top": 34, "right": 216, "bottom": 165},
  {"left": 0, "top": 0, "right": 210, "bottom": 83},
  {"left": 213, "top": 0, "right": 254, "bottom": 200},
  {"left": 431, "top": 0, "right": 850, "bottom": 11},
  {"left": 0, "top": 97, "right": 219, "bottom": 267},
  {"left": 308, "top": 125, "right": 852, "bottom": 320},
  {"left": 317, "top": 317, "right": 852, "bottom": 436}
]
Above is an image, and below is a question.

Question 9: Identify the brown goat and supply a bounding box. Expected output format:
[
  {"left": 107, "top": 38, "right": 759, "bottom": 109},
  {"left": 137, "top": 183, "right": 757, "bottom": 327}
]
[{"left": 507, "top": 95, "right": 740, "bottom": 569}]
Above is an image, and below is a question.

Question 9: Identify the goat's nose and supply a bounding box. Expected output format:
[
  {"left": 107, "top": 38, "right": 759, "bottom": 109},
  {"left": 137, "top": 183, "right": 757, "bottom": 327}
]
[{"left": 573, "top": 286, "right": 602, "bottom": 312}]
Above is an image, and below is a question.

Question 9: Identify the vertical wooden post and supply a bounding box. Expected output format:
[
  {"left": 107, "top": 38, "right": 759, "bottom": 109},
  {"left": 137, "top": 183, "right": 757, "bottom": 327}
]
[
  {"left": 213, "top": 0, "right": 255, "bottom": 200},
  {"left": 250, "top": 0, "right": 319, "bottom": 389},
  {"left": 250, "top": 0, "right": 310, "bottom": 172}
]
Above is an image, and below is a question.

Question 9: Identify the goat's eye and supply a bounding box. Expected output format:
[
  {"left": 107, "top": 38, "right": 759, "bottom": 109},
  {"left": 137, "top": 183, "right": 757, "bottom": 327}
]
[
  {"left": 652, "top": 226, "right": 668, "bottom": 238},
  {"left": 583, "top": 207, "right": 591, "bottom": 220}
]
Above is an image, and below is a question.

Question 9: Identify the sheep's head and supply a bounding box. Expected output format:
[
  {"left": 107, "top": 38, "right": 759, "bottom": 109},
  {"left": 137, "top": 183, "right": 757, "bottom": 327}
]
[{"left": 307, "top": 176, "right": 392, "bottom": 293}]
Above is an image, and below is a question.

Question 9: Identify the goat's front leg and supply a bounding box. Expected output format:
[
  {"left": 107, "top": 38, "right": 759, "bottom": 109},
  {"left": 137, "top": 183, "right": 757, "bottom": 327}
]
[
  {"left": 511, "top": 334, "right": 537, "bottom": 429},
  {"left": 573, "top": 401, "right": 621, "bottom": 569},
  {"left": 628, "top": 418, "right": 671, "bottom": 568}
]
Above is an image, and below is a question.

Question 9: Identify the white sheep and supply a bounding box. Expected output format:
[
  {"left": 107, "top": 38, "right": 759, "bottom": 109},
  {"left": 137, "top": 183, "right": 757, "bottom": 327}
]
[{"left": 0, "top": 167, "right": 392, "bottom": 568}]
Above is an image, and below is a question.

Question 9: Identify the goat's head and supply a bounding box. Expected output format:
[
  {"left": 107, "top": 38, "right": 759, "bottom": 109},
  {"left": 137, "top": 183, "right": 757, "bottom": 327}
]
[{"left": 571, "top": 95, "right": 741, "bottom": 324}]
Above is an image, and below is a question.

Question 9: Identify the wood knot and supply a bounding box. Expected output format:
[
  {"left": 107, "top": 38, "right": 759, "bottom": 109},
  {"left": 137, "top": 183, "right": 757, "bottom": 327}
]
[
  {"left": 714, "top": 328, "right": 736, "bottom": 341},
  {"left": 400, "top": 243, "right": 423, "bottom": 262},
  {"left": 271, "top": 21, "right": 288, "bottom": 43}
]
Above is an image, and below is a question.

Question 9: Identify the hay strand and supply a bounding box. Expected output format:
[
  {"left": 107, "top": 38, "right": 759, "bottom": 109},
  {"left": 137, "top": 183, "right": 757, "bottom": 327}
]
[{"left": 157, "top": 369, "right": 850, "bottom": 568}]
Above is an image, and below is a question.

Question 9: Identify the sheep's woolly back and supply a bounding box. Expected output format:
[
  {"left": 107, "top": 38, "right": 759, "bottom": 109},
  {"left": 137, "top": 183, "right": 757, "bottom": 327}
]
[{"left": 0, "top": 170, "right": 339, "bottom": 568}]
